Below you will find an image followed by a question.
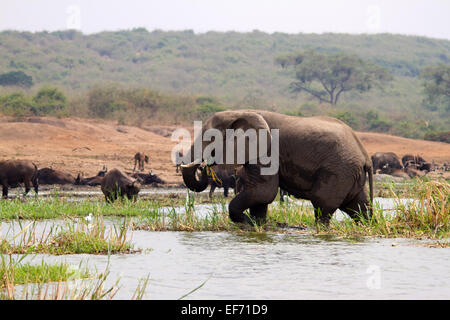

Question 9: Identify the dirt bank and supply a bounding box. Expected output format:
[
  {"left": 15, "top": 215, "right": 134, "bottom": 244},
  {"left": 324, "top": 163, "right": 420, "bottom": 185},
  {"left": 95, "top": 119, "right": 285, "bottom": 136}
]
[{"left": 1, "top": 116, "right": 449, "bottom": 184}]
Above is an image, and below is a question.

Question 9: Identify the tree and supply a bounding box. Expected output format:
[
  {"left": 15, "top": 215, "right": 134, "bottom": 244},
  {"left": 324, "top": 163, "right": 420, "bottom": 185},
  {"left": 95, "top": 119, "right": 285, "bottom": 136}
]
[
  {"left": 0, "top": 71, "right": 33, "bottom": 88},
  {"left": 276, "top": 50, "right": 392, "bottom": 105},
  {"left": 421, "top": 64, "right": 450, "bottom": 108}
]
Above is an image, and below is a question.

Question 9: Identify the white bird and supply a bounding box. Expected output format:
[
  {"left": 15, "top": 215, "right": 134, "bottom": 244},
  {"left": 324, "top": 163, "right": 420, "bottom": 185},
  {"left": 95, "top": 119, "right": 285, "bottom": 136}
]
[{"left": 85, "top": 213, "right": 93, "bottom": 223}]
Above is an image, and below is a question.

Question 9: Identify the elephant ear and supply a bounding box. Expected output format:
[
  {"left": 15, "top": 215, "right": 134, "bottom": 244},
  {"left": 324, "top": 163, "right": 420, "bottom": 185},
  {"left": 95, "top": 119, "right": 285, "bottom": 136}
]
[{"left": 221, "top": 111, "right": 272, "bottom": 166}]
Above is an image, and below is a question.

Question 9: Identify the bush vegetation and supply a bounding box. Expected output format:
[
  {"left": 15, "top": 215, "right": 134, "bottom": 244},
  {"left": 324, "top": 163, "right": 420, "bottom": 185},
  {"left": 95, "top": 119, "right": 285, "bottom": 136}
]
[{"left": 0, "top": 29, "right": 449, "bottom": 141}]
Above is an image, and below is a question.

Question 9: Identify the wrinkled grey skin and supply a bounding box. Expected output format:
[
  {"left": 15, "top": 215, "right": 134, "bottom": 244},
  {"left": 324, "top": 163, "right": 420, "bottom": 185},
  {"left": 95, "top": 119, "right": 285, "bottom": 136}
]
[
  {"left": 101, "top": 168, "right": 141, "bottom": 202},
  {"left": 0, "top": 160, "right": 38, "bottom": 198},
  {"left": 371, "top": 152, "right": 403, "bottom": 174},
  {"left": 181, "top": 110, "right": 373, "bottom": 226}
]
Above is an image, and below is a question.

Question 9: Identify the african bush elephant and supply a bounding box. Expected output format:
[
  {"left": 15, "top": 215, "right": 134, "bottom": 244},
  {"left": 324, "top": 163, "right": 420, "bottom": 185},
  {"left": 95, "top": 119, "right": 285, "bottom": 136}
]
[
  {"left": 101, "top": 168, "right": 141, "bottom": 202},
  {"left": 180, "top": 110, "right": 373, "bottom": 226},
  {"left": 0, "top": 160, "right": 39, "bottom": 198},
  {"left": 134, "top": 152, "right": 149, "bottom": 171},
  {"left": 371, "top": 152, "right": 403, "bottom": 174}
]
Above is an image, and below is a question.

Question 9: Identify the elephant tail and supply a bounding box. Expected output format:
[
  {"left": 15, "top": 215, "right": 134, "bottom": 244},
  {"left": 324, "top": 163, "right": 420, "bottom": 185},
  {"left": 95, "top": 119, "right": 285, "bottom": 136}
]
[{"left": 365, "top": 163, "right": 374, "bottom": 215}]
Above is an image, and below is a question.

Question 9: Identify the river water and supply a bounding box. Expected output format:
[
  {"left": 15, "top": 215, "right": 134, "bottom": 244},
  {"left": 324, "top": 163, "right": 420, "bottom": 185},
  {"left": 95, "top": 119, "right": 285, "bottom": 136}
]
[{"left": 1, "top": 194, "right": 449, "bottom": 300}]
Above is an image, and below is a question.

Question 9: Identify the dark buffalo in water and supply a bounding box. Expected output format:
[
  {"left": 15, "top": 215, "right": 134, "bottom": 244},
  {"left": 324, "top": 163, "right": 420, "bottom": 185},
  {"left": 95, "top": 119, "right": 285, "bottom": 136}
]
[
  {"left": 75, "top": 166, "right": 107, "bottom": 186},
  {"left": 37, "top": 167, "right": 76, "bottom": 185},
  {"left": 129, "top": 171, "right": 165, "bottom": 186},
  {"left": 0, "top": 160, "right": 38, "bottom": 198},
  {"left": 101, "top": 168, "right": 141, "bottom": 202}
]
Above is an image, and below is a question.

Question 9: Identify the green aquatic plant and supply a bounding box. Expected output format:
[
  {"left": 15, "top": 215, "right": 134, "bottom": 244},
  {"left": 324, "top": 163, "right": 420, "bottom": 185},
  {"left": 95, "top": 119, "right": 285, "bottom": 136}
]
[{"left": 0, "top": 216, "right": 137, "bottom": 255}]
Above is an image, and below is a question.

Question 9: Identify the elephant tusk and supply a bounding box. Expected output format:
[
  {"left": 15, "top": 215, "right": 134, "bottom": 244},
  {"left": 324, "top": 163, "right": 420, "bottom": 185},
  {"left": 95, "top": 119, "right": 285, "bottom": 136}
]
[{"left": 180, "top": 159, "right": 205, "bottom": 168}]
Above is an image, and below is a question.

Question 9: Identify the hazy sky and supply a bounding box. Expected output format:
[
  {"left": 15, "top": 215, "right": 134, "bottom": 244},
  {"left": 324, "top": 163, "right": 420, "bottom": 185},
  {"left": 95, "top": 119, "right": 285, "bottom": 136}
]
[{"left": 1, "top": 0, "right": 449, "bottom": 39}]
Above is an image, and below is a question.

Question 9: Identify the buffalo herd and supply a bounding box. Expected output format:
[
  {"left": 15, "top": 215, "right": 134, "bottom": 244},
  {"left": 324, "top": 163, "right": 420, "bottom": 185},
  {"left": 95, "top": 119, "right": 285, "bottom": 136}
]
[
  {"left": 0, "top": 152, "right": 165, "bottom": 202},
  {"left": 1, "top": 150, "right": 447, "bottom": 201},
  {"left": 371, "top": 152, "right": 447, "bottom": 179}
]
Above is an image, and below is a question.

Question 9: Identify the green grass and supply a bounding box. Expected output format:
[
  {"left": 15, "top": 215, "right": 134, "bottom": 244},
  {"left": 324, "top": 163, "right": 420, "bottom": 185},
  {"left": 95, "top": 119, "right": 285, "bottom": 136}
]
[
  {"left": 0, "top": 179, "right": 448, "bottom": 240},
  {"left": 1, "top": 257, "right": 90, "bottom": 289},
  {"left": 0, "top": 216, "right": 138, "bottom": 255},
  {"left": 0, "top": 253, "right": 151, "bottom": 300}
]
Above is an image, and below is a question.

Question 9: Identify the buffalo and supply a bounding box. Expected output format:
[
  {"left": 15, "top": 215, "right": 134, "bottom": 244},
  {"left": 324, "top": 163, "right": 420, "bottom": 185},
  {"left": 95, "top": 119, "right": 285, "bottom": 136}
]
[
  {"left": 0, "top": 160, "right": 38, "bottom": 198},
  {"left": 129, "top": 171, "right": 165, "bottom": 186},
  {"left": 371, "top": 152, "right": 403, "bottom": 174},
  {"left": 101, "top": 168, "right": 141, "bottom": 202},
  {"left": 37, "top": 167, "right": 76, "bottom": 185},
  {"left": 75, "top": 166, "right": 107, "bottom": 186}
]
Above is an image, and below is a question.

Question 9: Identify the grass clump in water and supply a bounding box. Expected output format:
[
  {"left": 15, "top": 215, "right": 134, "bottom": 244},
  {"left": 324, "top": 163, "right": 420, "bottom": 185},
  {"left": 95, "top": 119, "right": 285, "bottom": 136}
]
[
  {"left": 322, "top": 179, "right": 449, "bottom": 240},
  {"left": 133, "top": 191, "right": 235, "bottom": 231},
  {"left": 0, "top": 217, "right": 138, "bottom": 255},
  {"left": 0, "top": 253, "right": 150, "bottom": 300},
  {"left": 1, "top": 255, "right": 90, "bottom": 289}
]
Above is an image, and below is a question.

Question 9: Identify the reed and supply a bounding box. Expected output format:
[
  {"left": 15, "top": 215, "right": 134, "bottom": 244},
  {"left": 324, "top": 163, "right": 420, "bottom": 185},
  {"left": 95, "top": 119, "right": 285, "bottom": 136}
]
[{"left": 0, "top": 216, "right": 137, "bottom": 255}]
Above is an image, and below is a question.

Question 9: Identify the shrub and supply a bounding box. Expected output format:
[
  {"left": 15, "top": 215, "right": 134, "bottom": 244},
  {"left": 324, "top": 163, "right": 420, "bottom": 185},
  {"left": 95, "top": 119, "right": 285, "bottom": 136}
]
[
  {"left": 424, "top": 131, "right": 450, "bottom": 143},
  {"left": 31, "top": 86, "right": 67, "bottom": 115},
  {"left": 0, "top": 92, "right": 33, "bottom": 116},
  {"left": 195, "top": 103, "right": 227, "bottom": 118},
  {"left": 330, "top": 111, "right": 359, "bottom": 129},
  {"left": 87, "top": 86, "right": 125, "bottom": 118}
]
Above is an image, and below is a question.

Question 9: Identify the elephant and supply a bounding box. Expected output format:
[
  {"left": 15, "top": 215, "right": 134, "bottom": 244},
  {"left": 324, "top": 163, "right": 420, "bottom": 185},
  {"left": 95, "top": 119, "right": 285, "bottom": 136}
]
[
  {"left": 0, "top": 160, "right": 39, "bottom": 198},
  {"left": 371, "top": 152, "right": 403, "bottom": 174},
  {"left": 101, "top": 168, "right": 141, "bottom": 202},
  {"left": 134, "top": 152, "right": 149, "bottom": 171},
  {"left": 37, "top": 167, "right": 76, "bottom": 185},
  {"left": 180, "top": 110, "right": 373, "bottom": 226},
  {"left": 207, "top": 166, "right": 236, "bottom": 198}
]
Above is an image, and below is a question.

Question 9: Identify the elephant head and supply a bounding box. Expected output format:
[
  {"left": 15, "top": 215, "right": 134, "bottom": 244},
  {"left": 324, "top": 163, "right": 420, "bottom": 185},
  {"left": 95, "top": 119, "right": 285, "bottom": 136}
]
[{"left": 180, "top": 110, "right": 278, "bottom": 224}]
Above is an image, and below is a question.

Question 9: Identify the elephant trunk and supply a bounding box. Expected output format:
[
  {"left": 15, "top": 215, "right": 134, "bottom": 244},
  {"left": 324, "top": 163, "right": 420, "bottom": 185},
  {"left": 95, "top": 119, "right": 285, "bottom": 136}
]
[{"left": 181, "top": 162, "right": 209, "bottom": 192}]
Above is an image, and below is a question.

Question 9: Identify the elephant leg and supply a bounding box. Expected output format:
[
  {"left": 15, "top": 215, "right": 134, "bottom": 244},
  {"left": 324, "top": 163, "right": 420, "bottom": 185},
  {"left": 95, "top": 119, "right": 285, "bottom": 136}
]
[
  {"left": 310, "top": 172, "right": 345, "bottom": 226},
  {"left": 339, "top": 189, "right": 371, "bottom": 222},
  {"left": 313, "top": 206, "right": 336, "bottom": 226},
  {"left": 228, "top": 166, "right": 278, "bottom": 226},
  {"left": 228, "top": 192, "right": 256, "bottom": 224},
  {"left": 228, "top": 190, "right": 276, "bottom": 225},
  {"left": 249, "top": 203, "right": 268, "bottom": 225}
]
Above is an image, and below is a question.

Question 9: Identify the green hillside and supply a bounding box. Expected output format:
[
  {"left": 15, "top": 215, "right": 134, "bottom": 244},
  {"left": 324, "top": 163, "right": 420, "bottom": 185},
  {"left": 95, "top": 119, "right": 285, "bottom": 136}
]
[{"left": 0, "top": 29, "right": 449, "bottom": 140}]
